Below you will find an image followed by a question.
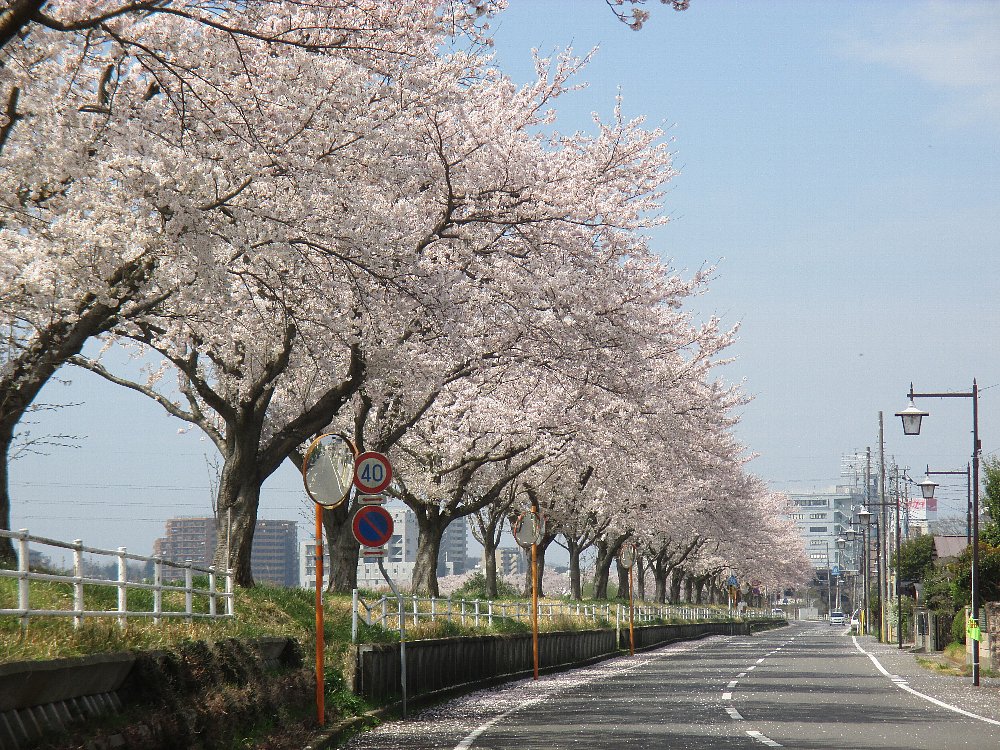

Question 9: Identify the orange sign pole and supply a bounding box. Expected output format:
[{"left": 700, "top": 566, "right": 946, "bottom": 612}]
[
  {"left": 628, "top": 565, "right": 635, "bottom": 656},
  {"left": 315, "top": 504, "right": 325, "bottom": 725},
  {"left": 531, "top": 541, "right": 539, "bottom": 680}
]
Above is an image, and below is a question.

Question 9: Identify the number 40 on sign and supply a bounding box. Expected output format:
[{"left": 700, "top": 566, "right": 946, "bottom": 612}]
[{"left": 354, "top": 451, "right": 393, "bottom": 494}]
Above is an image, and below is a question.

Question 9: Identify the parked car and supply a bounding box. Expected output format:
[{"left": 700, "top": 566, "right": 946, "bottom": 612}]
[
  {"left": 771, "top": 608, "right": 785, "bottom": 617},
  {"left": 850, "top": 611, "right": 860, "bottom": 631},
  {"left": 829, "top": 610, "right": 845, "bottom": 626}
]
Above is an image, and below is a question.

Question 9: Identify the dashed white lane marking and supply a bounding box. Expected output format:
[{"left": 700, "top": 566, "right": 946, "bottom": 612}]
[
  {"left": 737, "top": 672, "right": 747, "bottom": 678},
  {"left": 747, "top": 665, "right": 757, "bottom": 671},
  {"left": 747, "top": 730, "right": 783, "bottom": 747},
  {"left": 756, "top": 658, "right": 766, "bottom": 664},
  {"left": 725, "top": 706, "right": 744, "bottom": 720},
  {"left": 722, "top": 692, "right": 732, "bottom": 700},
  {"left": 852, "top": 636, "right": 1000, "bottom": 727},
  {"left": 727, "top": 680, "right": 739, "bottom": 689}
]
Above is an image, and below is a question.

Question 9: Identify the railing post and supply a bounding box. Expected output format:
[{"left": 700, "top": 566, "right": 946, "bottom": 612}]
[
  {"left": 475, "top": 599, "right": 480, "bottom": 627},
  {"left": 225, "top": 568, "right": 234, "bottom": 616},
  {"left": 116, "top": 547, "right": 129, "bottom": 626},
  {"left": 488, "top": 600, "right": 493, "bottom": 627},
  {"left": 153, "top": 558, "right": 163, "bottom": 625},
  {"left": 73, "top": 539, "right": 84, "bottom": 629},
  {"left": 412, "top": 595, "right": 418, "bottom": 627},
  {"left": 352, "top": 589, "right": 359, "bottom": 643},
  {"left": 431, "top": 596, "right": 437, "bottom": 622},
  {"left": 461, "top": 599, "right": 466, "bottom": 625},
  {"left": 17, "top": 529, "right": 30, "bottom": 631},
  {"left": 184, "top": 561, "right": 193, "bottom": 622},
  {"left": 208, "top": 566, "right": 217, "bottom": 617},
  {"left": 381, "top": 595, "right": 387, "bottom": 629}
]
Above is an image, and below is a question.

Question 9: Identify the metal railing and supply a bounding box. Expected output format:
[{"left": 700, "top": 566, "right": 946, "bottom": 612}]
[
  {"left": 0, "top": 528, "right": 234, "bottom": 627},
  {"left": 351, "top": 589, "right": 771, "bottom": 641}
]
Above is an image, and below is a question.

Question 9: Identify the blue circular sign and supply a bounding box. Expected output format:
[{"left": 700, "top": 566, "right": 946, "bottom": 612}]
[{"left": 352, "top": 505, "right": 394, "bottom": 548}]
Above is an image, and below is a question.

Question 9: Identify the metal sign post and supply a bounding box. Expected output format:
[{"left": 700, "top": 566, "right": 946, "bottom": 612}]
[
  {"left": 350, "top": 451, "right": 407, "bottom": 716},
  {"left": 514, "top": 511, "right": 545, "bottom": 680},
  {"left": 301, "top": 433, "right": 356, "bottom": 727}
]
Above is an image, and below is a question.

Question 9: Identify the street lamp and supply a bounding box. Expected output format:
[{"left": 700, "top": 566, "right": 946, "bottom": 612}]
[
  {"left": 924, "top": 464, "right": 973, "bottom": 543},
  {"left": 896, "top": 400, "right": 929, "bottom": 436},
  {"left": 897, "top": 380, "right": 982, "bottom": 686}
]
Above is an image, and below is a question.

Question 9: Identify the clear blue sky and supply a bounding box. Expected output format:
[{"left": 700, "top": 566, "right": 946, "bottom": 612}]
[{"left": 10, "top": 0, "right": 1000, "bottom": 557}]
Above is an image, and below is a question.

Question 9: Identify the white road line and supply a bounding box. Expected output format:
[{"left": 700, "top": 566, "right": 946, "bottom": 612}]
[
  {"left": 725, "top": 706, "right": 744, "bottom": 720},
  {"left": 738, "top": 672, "right": 747, "bottom": 678},
  {"left": 453, "top": 696, "right": 546, "bottom": 750},
  {"left": 727, "top": 680, "right": 739, "bottom": 688},
  {"left": 851, "top": 637, "right": 1000, "bottom": 727},
  {"left": 756, "top": 657, "right": 766, "bottom": 664},
  {"left": 747, "top": 665, "right": 757, "bottom": 671},
  {"left": 747, "top": 730, "right": 783, "bottom": 747},
  {"left": 722, "top": 692, "right": 732, "bottom": 700},
  {"left": 451, "top": 639, "right": 710, "bottom": 750}
]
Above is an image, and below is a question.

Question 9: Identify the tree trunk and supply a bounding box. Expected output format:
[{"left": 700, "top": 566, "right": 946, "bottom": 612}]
[
  {"left": 411, "top": 509, "right": 448, "bottom": 596},
  {"left": 212, "top": 432, "right": 265, "bottom": 587},
  {"left": 521, "top": 534, "right": 556, "bottom": 597},
  {"left": 483, "top": 541, "right": 499, "bottom": 598},
  {"left": 635, "top": 556, "right": 646, "bottom": 601},
  {"left": 670, "top": 569, "right": 683, "bottom": 603},
  {"left": 322, "top": 501, "right": 360, "bottom": 593},
  {"left": 616, "top": 562, "right": 630, "bottom": 601},
  {"left": 213, "top": 482, "right": 260, "bottom": 587},
  {"left": 0, "top": 421, "right": 15, "bottom": 566},
  {"left": 653, "top": 558, "right": 668, "bottom": 604},
  {"left": 694, "top": 577, "right": 706, "bottom": 604},
  {"left": 684, "top": 574, "right": 694, "bottom": 603},
  {"left": 567, "top": 538, "right": 584, "bottom": 600},
  {"left": 592, "top": 539, "right": 615, "bottom": 600}
]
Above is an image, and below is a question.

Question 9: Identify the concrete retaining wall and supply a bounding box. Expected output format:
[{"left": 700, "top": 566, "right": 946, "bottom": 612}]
[{"left": 353, "top": 620, "right": 781, "bottom": 702}]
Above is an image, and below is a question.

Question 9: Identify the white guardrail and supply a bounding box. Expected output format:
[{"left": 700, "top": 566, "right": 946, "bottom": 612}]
[
  {"left": 0, "top": 528, "right": 234, "bottom": 627},
  {"left": 351, "top": 589, "right": 771, "bottom": 642}
]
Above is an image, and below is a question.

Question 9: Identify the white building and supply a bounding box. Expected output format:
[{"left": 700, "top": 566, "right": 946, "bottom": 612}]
[{"left": 786, "top": 486, "right": 861, "bottom": 572}]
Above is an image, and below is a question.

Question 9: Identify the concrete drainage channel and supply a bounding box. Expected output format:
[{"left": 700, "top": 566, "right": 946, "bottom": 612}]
[{"left": 304, "top": 620, "right": 786, "bottom": 749}]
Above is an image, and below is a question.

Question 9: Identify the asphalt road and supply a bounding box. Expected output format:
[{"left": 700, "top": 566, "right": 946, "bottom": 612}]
[{"left": 344, "top": 622, "right": 1000, "bottom": 749}]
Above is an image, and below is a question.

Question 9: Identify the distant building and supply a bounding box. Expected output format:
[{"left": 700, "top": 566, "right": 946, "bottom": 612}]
[
  {"left": 154, "top": 517, "right": 298, "bottom": 587},
  {"left": 496, "top": 547, "right": 525, "bottom": 577},
  {"left": 786, "top": 487, "right": 861, "bottom": 573},
  {"left": 299, "top": 506, "right": 470, "bottom": 589},
  {"left": 438, "top": 516, "right": 468, "bottom": 576}
]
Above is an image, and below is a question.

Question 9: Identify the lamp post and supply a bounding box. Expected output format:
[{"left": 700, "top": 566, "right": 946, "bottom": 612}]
[{"left": 897, "top": 380, "right": 981, "bottom": 686}]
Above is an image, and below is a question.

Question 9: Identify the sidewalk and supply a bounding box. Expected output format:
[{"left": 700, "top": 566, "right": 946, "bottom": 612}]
[{"left": 853, "top": 635, "right": 1000, "bottom": 723}]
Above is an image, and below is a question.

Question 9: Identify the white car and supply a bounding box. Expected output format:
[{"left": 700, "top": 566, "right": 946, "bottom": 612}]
[
  {"left": 850, "top": 612, "right": 861, "bottom": 630},
  {"left": 771, "top": 608, "right": 785, "bottom": 617},
  {"left": 829, "top": 611, "right": 845, "bottom": 626}
]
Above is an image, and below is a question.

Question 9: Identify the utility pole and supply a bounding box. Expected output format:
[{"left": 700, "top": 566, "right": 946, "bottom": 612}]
[
  {"left": 865, "top": 446, "right": 872, "bottom": 635},
  {"left": 879, "top": 412, "right": 887, "bottom": 642}
]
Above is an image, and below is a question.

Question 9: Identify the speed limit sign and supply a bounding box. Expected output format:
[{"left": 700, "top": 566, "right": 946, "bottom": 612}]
[{"left": 354, "top": 451, "right": 392, "bottom": 494}]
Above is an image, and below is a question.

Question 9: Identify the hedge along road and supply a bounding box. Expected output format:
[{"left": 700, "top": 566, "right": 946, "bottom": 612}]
[{"left": 342, "top": 622, "right": 1000, "bottom": 749}]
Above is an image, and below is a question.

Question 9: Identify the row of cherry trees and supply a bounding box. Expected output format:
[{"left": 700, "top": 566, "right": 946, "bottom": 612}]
[{"left": 0, "top": 1, "right": 809, "bottom": 596}]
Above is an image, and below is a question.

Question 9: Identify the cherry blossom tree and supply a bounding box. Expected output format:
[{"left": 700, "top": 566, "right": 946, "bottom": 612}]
[{"left": 0, "top": 0, "right": 492, "bottom": 573}]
